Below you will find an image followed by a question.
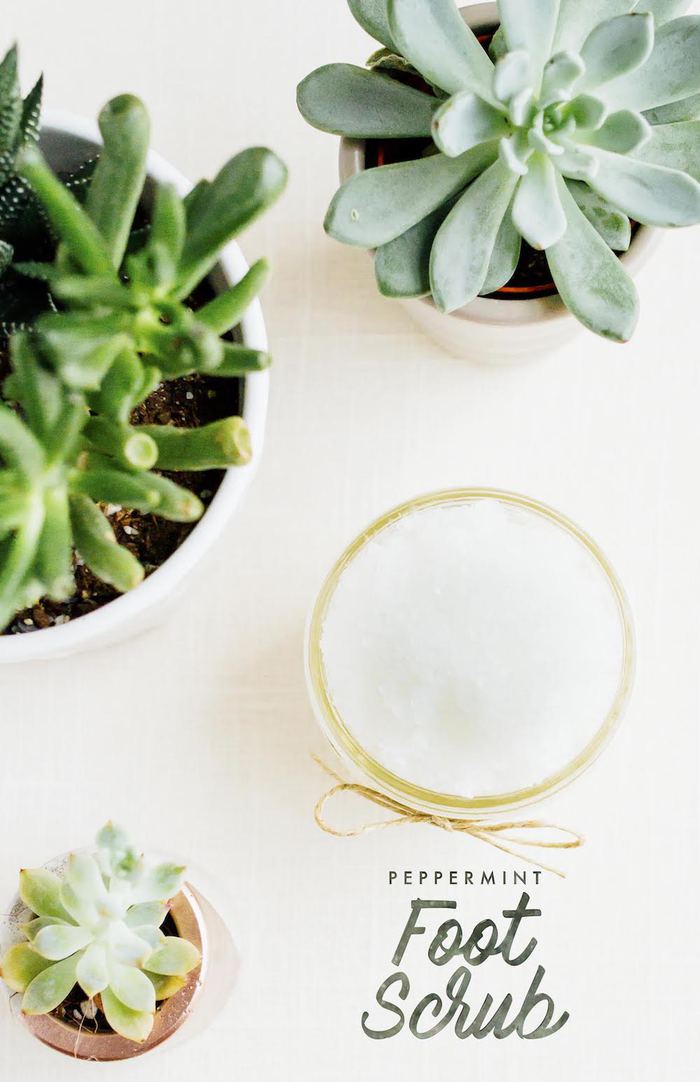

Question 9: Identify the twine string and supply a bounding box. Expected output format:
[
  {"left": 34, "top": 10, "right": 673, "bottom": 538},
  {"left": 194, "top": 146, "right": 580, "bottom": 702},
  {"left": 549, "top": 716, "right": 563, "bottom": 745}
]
[{"left": 312, "top": 756, "right": 584, "bottom": 879}]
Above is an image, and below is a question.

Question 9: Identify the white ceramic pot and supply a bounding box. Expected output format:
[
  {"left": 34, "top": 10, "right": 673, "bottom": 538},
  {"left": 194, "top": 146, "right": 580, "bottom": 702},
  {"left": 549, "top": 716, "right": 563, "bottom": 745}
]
[
  {"left": 0, "top": 110, "right": 270, "bottom": 663},
  {"left": 339, "top": 2, "right": 661, "bottom": 364}
]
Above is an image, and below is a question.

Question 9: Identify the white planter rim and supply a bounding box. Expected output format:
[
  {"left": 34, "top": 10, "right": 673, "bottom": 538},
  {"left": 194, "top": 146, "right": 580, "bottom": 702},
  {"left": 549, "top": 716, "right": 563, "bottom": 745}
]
[{"left": 0, "top": 109, "right": 270, "bottom": 662}]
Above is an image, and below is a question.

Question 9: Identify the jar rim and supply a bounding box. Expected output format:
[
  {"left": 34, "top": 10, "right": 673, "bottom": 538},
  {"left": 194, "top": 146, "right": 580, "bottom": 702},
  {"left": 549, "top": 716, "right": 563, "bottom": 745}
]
[{"left": 305, "top": 488, "right": 636, "bottom": 817}]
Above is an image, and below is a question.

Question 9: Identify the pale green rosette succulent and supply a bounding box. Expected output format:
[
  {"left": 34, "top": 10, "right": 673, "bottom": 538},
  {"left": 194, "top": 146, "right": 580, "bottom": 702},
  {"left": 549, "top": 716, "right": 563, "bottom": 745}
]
[
  {"left": 0, "top": 824, "right": 201, "bottom": 1043},
  {"left": 298, "top": 0, "right": 700, "bottom": 341}
]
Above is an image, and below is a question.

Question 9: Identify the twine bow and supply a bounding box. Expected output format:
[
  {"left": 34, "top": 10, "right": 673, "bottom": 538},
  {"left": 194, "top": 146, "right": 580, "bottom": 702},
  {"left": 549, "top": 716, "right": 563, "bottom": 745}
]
[{"left": 313, "top": 756, "right": 584, "bottom": 879}]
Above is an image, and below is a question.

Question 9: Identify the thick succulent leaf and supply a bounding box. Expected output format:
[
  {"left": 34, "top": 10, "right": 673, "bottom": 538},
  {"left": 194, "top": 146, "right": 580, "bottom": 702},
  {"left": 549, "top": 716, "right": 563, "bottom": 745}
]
[
  {"left": 135, "top": 862, "right": 186, "bottom": 904},
  {"left": 603, "top": 16, "right": 700, "bottom": 112},
  {"left": 374, "top": 203, "right": 451, "bottom": 297},
  {"left": 22, "top": 954, "right": 80, "bottom": 1015},
  {"left": 148, "top": 972, "right": 186, "bottom": 1001},
  {"left": 109, "top": 964, "right": 156, "bottom": 1014},
  {"left": 565, "top": 94, "right": 608, "bottom": 129},
  {"left": 541, "top": 51, "right": 586, "bottom": 105},
  {"left": 554, "top": 0, "right": 636, "bottom": 53},
  {"left": 22, "top": 916, "right": 69, "bottom": 942},
  {"left": 325, "top": 142, "right": 497, "bottom": 247},
  {"left": 585, "top": 110, "right": 652, "bottom": 153},
  {"left": 1, "top": 943, "right": 52, "bottom": 993},
  {"left": 33, "top": 924, "right": 93, "bottom": 962},
  {"left": 566, "top": 180, "right": 632, "bottom": 249},
  {"left": 499, "top": 132, "right": 532, "bottom": 175},
  {"left": 579, "top": 13, "right": 654, "bottom": 91},
  {"left": 20, "top": 869, "right": 74, "bottom": 923},
  {"left": 547, "top": 174, "right": 639, "bottom": 341},
  {"left": 109, "top": 924, "right": 152, "bottom": 966},
  {"left": 557, "top": 144, "right": 600, "bottom": 180},
  {"left": 67, "top": 853, "right": 107, "bottom": 903},
  {"left": 640, "top": 0, "right": 691, "bottom": 25},
  {"left": 101, "top": 987, "right": 154, "bottom": 1043},
  {"left": 512, "top": 153, "right": 567, "bottom": 249},
  {"left": 145, "top": 937, "right": 201, "bottom": 977},
  {"left": 588, "top": 148, "right": 700, "bottom": 224},
  {"left": 297, "top": 64, "right": 437, "bottom": 138},
  {"left": 177, "top": 148, "right": 288, "bottom": 297},
  {"left": 645, "top": 92, "right": 700, "bottom": 123},
  {"left": 76, "top": 944, "right": 109, "bottom": 998},
  {"left": 430, "top": 159, "right": 518, "bottom": 311},
  {"left": 499, "top": 0, "right": 560, "bottom": 77},
  {"left": 480, "top": 204, "right": 522, "bottom": 294},
  {"left": 125, "top": 902, "right": 168, "bottom": 929},
  {"left": 494, "top": 51, "right": 533, "bottom": 105},
  {"left": 488, "top": 26, "right": 507, "bottom": 63},
  {"left": 635, "top": 120, "right": 700, "bottom": 179},
  {"left": 432, "top": 93, "right": 509, "bottom": 157},
  {"left": 132, "top": 926, "right": 165, "bottom": 953},
  {"left": 387, "top": 0, "right": 494, "bottom": 98},
  {"left": 97, "top": 822, "right": 131, "bottom": 853},
  {"left": 348, "top": 0, "right": 397, "bottom": 49},
  {"left": 60, "top": 881, "right": 100, "bottom": 928}
]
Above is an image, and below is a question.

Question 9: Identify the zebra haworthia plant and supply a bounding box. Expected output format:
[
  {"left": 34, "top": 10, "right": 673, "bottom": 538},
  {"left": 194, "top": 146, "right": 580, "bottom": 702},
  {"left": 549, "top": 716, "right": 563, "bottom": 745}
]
[
  {"left": 0, "top": 824, "right": 201, "bottom": 1043},
  {"left": 0, "top": 93, "right": 287, "bottom": 631},
  {"left": 297, "top": 0, "right": 700, "bottom": 341}
]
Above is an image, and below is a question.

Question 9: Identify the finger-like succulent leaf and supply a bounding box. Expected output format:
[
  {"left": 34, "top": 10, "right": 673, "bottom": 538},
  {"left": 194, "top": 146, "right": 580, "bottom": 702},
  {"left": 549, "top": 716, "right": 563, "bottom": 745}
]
[
  {"left": 145, "top": 937, "right": 201, "bottom": 977},
  {"left": 326, "top": 143, "right": 497, "bottom": 248},
  {"left": 579, "top": 13, "right": 654, "bottom": 91},
  {"left": 69, "top": 494, "right": 145, "bottom": 594},
  {"left": 431, "top": 159, "right": 518, "bottom": 312},
  {"left": 564, "top": 93, "right": 608, "bottom": 130},
  {"left": 140, "top": 417, "right": 252, "bottom": 471},
  {"left": 588, "top": 148, "right": 700, "bottom": 224},
  {"left": 33, "top": 923, "right": 92, "bottom": 962},
  {"left": 0, "top": 943, "right": 52, "bottom": 993},
  {"left": 297, "top": 64, "right": 437, "bottom": 138},
  {"left": 60, "top": 880, "right": 100, "bottom": 928},
  {"left": 67, "top": 853, "right": 108, "bottom": 904},
  {"left": 196, "top": 259, "right": 269, "bottom": 336},
  {"left": 547, "top": 175, "right": 639, "bottom": 341},
  {"left": 433, "top": 92, "right": 509, "bottom": 158},
  {"left": 603, "top": 16, "right": 700, "bottom": 111},
  {"left": 22, "top": 953, "right": 80, "bottom": 1015},
  {"left": 566, "top": 180, "right": 632, "bottom": 250},
  {"left": 101, "top": 987, "right": 154, "bottom": 1043},
  {"left": 636, "top": 119, "right": 700, "bottom": 180},
  {"left": 86, "top": 95, "right": 150, "bottom": 268},
  {"left": 76, "top": 944, "right": 109, "bottom": 998},
  {"left": 19, "top": 869, "right": 74, "bottom": 923},
  {"left": 135, "top": 863, "right": 186, "bottom": 904},
  {"left": 177, "top": 148, "right": 288, "bottom": 297},
  {"left": 387, "top": 0, "right": 495, "bottom": 98},
  {"left": 348, "top": 0, "right": 397, "bottom": 50}
]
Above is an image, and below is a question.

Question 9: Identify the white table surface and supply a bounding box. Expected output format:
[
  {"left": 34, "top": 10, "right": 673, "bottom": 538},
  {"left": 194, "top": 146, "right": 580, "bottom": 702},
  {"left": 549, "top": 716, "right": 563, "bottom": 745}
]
[{"left": 1, "top": 2, "right": 698, "bottom": 1078}]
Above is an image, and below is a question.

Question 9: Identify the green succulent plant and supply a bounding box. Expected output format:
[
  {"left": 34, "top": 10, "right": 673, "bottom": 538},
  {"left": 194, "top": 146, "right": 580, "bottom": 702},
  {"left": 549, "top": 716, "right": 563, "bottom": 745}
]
[
  {"left": 0, "top": 93, "right": 287, "bottom": 631},
  {"left": 0, "top": 824, "right": 201, "bottom": 1043},
  {"left": 298, "top": 0, "right": 700, "bottom": 340}
]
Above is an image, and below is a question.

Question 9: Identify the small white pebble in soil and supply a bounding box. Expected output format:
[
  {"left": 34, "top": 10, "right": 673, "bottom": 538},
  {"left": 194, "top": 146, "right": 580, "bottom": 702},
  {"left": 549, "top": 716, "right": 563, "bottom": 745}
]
[
  {"left": 23, "top": 619, "right": 33, "bottom": 627},
  {"left": 186, "top": 391, "right": 194, "bottom": 400},
  {"left": 320, "top": 499, "right": 625, "bottom": 798}
]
